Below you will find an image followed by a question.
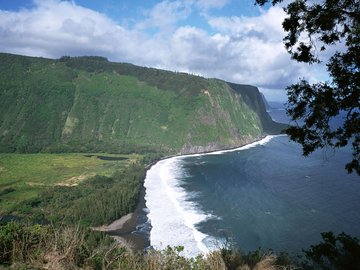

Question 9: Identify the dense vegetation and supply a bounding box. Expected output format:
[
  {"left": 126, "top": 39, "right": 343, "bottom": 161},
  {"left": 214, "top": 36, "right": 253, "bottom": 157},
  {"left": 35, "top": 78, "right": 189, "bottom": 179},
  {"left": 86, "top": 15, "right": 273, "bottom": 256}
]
[
  {"left": 1, "top": 221, "right": 359, "bottom": 269},
  {"left": 0, "top": 220, "right": 291, "bottom": 270},
  {"left": 0, "top": 53, "right": 294, "bottom": 269},
  {"left": 0, "top": 153, "right": 140, "bottom": 214},
  {"left": 0, "top": 152, "right": 147, "bottom": 227},
  {"left": 14, "top": 161, "right": 145, "bottom": 226},
  {"left": 0, "top": 53, "right": 284, "bottom": 155}
]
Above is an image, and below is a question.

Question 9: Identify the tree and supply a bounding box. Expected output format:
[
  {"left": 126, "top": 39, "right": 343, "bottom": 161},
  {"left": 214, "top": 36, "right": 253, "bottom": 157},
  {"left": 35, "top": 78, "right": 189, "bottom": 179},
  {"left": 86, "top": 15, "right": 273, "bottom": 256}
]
[
  {"left": 255, "top": 0, "right": 360, "bottom": 174},
  {"left": 302, "top": 232, "right": 360, "bottom": 269}
]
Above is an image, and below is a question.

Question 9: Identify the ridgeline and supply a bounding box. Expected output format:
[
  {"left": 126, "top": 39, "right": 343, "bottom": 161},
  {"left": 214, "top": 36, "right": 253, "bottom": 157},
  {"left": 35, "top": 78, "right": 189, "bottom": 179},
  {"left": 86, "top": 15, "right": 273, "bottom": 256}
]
[{"left": 0, "top": 53, "right": 284, "bottom": 156}]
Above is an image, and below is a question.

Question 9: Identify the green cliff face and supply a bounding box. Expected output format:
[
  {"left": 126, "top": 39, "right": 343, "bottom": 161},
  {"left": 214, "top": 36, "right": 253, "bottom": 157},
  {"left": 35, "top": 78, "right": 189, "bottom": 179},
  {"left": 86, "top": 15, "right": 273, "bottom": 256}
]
[{"left": 0, "top": 53, "right": 284, "bottom": 154}]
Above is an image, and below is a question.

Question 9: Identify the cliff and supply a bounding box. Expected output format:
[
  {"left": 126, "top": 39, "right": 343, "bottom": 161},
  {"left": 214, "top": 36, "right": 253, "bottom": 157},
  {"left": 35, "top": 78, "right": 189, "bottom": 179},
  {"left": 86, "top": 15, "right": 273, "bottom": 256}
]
[{"left": 0, "top": 53, "right": 285, "bottom": 155}]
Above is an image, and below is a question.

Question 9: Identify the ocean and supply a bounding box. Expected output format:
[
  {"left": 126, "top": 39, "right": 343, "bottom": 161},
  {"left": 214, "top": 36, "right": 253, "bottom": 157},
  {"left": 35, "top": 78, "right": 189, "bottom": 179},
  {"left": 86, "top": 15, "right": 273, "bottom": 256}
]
[{"left": 143, "top": 107, "right": 360, "bottom": 257}]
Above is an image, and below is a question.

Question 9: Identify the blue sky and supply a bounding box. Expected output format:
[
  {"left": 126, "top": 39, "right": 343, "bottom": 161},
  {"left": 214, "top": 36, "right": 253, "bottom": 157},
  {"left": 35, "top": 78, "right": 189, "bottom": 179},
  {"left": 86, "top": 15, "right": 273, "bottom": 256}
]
[
  {"left": 0, "top": 0, "right": 327, "bottom": 101},
  {"left": 0, "top": 0, "right": 263, "bottom": 21}
]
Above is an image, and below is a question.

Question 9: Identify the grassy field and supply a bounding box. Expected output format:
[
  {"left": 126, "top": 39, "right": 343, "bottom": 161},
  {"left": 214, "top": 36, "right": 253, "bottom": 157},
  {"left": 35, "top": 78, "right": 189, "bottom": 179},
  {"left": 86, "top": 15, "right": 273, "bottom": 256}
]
[{"left": 0, "top": 153, "right": 141, "bottom": 214}]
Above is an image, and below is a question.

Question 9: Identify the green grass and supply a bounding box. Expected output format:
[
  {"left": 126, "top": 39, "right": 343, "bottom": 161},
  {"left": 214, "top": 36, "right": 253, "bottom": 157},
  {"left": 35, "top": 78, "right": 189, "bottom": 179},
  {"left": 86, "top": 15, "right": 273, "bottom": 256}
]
[{"left": 0, "top": 153, "right": 141, "bottom": 214}]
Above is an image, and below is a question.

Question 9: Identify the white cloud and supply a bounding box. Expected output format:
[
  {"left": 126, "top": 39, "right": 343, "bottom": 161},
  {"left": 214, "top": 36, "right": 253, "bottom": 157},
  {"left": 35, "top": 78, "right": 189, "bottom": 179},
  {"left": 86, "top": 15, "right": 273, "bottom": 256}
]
[
  {"left": 0, "top": 0, "right": 145, "bottom": 60},
  {"left": 207, "top": 7, "right": 285, "bottom": 40},
  {"left": 0, "top": 0, "right": 324, "bottom": 101},
  {"left": 163, "top": 6, "right": 318, "bottom": 91},
  {"left": 194, "top": 0, "right": 231, "bottom": 10},
  {"left": 136, "top": 0, "right": 192, "bottom": 31}
]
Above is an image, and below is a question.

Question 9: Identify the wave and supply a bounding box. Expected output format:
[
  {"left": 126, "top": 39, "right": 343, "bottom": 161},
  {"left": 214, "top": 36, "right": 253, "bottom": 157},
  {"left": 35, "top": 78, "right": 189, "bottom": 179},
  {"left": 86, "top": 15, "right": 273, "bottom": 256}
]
[
  {"left": 144, "top": 157, "right": 218, "bottom": 257},
  {"left": 144, "top": 135, "right": 279, "bottom": 257},
  {"left": 182, "top": 135, "right": 280, "bottom": 158}
]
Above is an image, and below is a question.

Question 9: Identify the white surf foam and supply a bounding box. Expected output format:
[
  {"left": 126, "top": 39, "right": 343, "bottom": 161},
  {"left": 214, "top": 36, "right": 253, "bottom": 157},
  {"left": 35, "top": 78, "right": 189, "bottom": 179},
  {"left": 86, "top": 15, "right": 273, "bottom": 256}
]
[
  {"left": 181, "top": 135, "right": 279, "bottom": 158},
  {"left": 144, "top": 135, "right": 279, "bottom": 257},
  {"left": 144, "top": 157, "right": 218, "bottom": 257}
]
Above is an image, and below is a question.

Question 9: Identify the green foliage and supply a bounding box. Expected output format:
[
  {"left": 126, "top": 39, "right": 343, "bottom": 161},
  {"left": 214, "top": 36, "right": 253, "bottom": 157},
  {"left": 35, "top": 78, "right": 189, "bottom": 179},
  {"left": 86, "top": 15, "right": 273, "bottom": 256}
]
[
  {"left": 0, "top": 222, "right": 124, "bottom": 269},
  {"left": 0, "top": 153, "right": 134, "bottom": 214},
  {"left": 5, "top": 222, "right": 357, "bottom": 270},
  {"left": 302, "top": 232, "right": 360, "bottom": 270},
  {"left": 0, "top": 53, "right": 283, "bottom": 155},
  {"left": 61, "top": 55, "right": 208, "bottom": 96},
  {"left": 227, "top": 83, "right": 286, "bottom": 134},
  {"left": 15, "top": 135, "right": 29, "bottom": 153},
  {"left": 0, "top": 53, "right": 76, "bottom": 153},
  {"left": 255, "top": 0, "right": 360, "bottom": 174},
  {"left": 15, "top": 162, "right": 146, "bottom": 226},
  {"left": 220, "top": 248, "right": 276, "bottom": 270},
  {"left": 0, "top": 222, "right": 46, "bottom": 265}
]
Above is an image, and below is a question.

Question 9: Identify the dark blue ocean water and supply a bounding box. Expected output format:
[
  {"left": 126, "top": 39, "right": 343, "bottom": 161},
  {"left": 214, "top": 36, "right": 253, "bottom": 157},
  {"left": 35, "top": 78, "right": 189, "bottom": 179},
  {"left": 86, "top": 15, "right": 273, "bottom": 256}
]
[
  {"left": 179, "top": 135, "right": 360, "bottom": 253},
  {"left": 144, "top": 107, "right": 360, "bottom": 256}
]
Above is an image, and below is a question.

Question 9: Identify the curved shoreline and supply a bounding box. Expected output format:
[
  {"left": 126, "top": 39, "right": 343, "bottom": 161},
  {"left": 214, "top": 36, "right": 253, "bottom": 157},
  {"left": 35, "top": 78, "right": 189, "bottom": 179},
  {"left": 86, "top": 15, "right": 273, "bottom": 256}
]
[
  {"left": 143, "top": 135, "right": 281, "bottom": 255},
  {"left": 101, "top": 135, "right": 283, "bottom": 252},
  {"left": 146, "top": 135, "right": 272, "bottom": 169}
]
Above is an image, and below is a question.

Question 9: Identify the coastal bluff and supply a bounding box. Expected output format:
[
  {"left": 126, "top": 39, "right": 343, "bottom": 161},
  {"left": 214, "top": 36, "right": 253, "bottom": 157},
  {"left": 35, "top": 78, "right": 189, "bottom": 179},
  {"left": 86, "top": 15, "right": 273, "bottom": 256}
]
[{"left": 0, "top": 53, "right": 285, "bottom": 155}]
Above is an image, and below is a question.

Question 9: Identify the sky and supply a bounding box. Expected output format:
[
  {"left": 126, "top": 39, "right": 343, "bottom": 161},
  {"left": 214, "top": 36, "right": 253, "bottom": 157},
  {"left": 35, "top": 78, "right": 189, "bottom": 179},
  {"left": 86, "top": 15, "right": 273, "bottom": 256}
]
[{"left": 0, "top": 0, "right": 328, "bottom": 101}]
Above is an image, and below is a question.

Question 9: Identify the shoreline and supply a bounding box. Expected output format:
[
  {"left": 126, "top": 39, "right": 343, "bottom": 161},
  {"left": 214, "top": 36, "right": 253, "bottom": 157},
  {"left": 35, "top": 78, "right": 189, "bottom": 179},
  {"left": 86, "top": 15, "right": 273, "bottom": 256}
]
[
  {"left": 102, "top": 134, "right": 282, "bottom": 252},
  {"left": 93, "top": 213, "right": 134, "bottom": 232},
  {"left": 97, "top": 186, "right": 150, "bottom": 253},
  {"left": 176, "top": 135, "right": 278, "bottom": 158},
  {"left": 148, "top": 135, "right": 274, "bottom": 168}
]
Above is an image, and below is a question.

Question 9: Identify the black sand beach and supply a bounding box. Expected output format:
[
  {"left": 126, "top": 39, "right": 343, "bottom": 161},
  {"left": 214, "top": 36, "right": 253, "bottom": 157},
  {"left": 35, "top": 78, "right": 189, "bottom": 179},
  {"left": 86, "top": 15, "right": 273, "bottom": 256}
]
[{"left": 105, "top": 186, "right": 150, "bottom": 252}]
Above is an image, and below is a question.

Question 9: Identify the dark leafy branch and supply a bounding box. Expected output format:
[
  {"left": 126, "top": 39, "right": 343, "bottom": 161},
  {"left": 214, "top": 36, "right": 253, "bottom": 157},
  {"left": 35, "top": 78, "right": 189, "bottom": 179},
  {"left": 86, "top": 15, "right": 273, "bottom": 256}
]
[
  {"left": 256, "top": 0, "right": 360, "bottom": 174},
  {"left": 302, "top": 232, "right": 360, "bottom": 269}
]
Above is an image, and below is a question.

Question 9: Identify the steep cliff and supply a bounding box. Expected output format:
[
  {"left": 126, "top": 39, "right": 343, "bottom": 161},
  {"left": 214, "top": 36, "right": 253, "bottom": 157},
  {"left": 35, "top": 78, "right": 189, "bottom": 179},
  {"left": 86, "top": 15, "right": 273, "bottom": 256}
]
[{"left": 0, "top": 53, "right": 284, "bottom": 154}]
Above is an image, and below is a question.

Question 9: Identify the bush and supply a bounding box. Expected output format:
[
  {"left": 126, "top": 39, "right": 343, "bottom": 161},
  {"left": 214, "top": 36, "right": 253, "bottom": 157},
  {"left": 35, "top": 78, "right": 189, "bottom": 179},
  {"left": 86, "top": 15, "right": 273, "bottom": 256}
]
[
  {"left": 302, "top": 232, "right": 360, "bottom": 270},
  {"left": 0, "top": 222, "right": 46, "bottom": 265}
]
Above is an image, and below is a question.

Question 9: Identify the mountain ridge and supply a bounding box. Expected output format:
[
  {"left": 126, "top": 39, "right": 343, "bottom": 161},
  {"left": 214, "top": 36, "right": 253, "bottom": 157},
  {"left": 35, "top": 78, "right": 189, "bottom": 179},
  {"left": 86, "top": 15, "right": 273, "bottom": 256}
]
[{"left": 0, "top": 53, "right": 285, "bottom": 155}]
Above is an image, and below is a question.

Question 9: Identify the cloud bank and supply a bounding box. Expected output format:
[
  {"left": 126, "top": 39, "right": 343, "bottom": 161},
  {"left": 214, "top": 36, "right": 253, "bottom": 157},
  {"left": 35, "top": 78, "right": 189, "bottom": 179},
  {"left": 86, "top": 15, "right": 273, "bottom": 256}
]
[{"left": 0, "top": 0, "right": 324, "bottom": 101}]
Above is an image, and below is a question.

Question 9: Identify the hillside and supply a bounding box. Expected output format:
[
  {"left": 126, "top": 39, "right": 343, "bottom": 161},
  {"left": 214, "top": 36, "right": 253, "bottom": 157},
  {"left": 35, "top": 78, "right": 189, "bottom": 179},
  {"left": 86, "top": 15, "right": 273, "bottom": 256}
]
[{"left": 0, "top": 53, "right": 284, "bottom": 155}]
